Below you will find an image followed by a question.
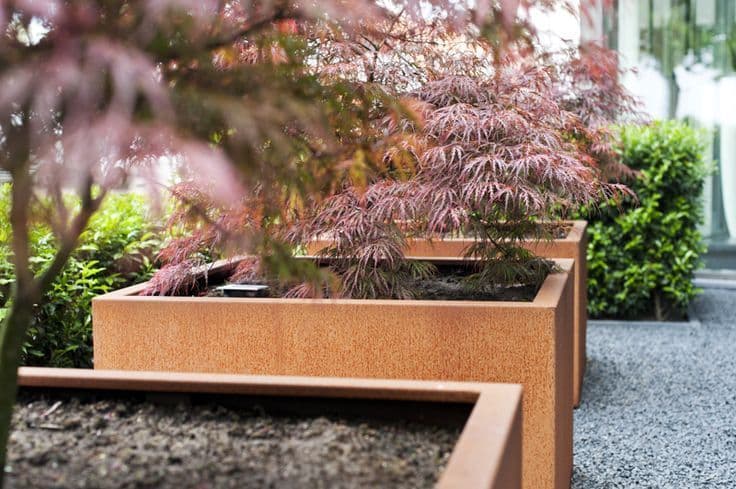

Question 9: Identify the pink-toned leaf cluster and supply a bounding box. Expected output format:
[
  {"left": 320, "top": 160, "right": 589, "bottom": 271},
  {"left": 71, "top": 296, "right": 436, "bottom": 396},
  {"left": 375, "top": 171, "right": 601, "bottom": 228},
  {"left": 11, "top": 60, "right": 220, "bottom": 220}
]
[
  {"left": 293, "top": 21, "right": 642, "bottom": 298},
  {"left": 135, "top": 1, "right": 635, "bottom": 298}
]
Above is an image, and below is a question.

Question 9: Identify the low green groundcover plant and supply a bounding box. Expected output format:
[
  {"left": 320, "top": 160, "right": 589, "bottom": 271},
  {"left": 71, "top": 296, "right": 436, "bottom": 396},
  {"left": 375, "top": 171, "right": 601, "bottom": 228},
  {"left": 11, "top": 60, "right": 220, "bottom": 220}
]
[
  {"left": 585, "top": 121, "right": 710, "bottom": 320},
  {"left": 0, "top": 187, "right": 161, "bottom": 368}
]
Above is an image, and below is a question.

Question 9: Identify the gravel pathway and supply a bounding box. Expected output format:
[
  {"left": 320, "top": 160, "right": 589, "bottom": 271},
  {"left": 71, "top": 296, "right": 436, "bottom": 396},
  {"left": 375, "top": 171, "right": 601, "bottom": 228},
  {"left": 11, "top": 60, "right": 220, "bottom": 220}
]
[{"left": 573, "top": 288, "right": 736, "bottom": 488}]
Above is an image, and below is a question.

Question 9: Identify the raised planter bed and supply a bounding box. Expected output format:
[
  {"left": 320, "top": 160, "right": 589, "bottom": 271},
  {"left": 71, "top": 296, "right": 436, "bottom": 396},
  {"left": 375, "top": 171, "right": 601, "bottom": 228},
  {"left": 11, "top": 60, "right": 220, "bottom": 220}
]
[
  {"left": 92, "top": 257, "right": 574, "bottom": 489},
  {"left": 308, "top": 220, "right": 587, "bottom": 408},
  {"left": 11, "top": 368, "right": 522, "bottom": 489}
]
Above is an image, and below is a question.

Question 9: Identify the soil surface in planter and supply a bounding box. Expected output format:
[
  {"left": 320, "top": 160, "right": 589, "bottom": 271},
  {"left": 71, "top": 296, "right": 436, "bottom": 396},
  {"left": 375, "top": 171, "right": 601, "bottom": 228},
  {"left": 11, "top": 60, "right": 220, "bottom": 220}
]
[
  {"left": 406, "top": 265, "right": 539, "bottom": 301},
  {"left": 203, "top": 264, "right": 541, "bottom": 302},
  {"left": 543, "top": 222, "right": 571, "bottom": 240},
  {"left": 7, "top": 390, "right": 464, "bottom": 489},
  {"left": 400, "top": 222, "right": 572, "bottom": 243}
]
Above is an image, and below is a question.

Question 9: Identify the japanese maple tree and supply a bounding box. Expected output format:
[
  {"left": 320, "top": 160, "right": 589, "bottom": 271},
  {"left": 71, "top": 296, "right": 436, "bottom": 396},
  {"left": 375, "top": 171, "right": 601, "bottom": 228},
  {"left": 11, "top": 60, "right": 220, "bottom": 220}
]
[
  {"left": 296, "top": 61, "right": 635, "bottom": 298},
  {"left": 287, "top": 16, "right": 640, "bottom": 298},
  {"left": 150, "top": 5, "right": 638, "bottom": 301}
]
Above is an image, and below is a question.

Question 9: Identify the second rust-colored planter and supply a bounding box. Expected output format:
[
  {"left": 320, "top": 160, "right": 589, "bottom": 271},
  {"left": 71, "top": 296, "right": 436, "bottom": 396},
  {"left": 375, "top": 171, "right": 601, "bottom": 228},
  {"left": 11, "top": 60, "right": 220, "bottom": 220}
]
[
  {"left": 93, "top": 258, "right": 574, "bottom": 489},
  {"left": 308, "top": 220, "right": 587, "bottom": 408},
  {"left": 17, "top": 368, "right": 522, "bottom": 489}
]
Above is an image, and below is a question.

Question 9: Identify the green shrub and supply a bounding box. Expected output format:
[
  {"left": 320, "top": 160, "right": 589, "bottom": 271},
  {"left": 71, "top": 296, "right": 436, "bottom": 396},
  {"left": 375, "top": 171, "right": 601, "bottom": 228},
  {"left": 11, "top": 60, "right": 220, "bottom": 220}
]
[
  {"left": 585, "top": 121, "right": 710, "bottom": 320},
  {"left": 0, "top": 187, "right": 161, "bottom": 367}
]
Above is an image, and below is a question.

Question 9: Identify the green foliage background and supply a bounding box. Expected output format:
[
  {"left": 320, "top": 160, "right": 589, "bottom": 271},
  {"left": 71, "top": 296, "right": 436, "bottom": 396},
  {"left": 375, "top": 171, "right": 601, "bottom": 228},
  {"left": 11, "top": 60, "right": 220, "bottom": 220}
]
[
  {"left": 585, "top": 121, "right": 710, "bottom": 320},
  {"left": 0, "top": 187, "right": 161, "bottom": 367}
]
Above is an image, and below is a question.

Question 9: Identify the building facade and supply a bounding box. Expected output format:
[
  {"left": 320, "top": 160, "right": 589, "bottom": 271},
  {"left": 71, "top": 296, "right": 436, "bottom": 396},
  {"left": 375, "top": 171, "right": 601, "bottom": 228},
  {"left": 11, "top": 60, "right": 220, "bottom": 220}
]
[{"left": 583, "top": 0, "right": 736, "bottom": 267}]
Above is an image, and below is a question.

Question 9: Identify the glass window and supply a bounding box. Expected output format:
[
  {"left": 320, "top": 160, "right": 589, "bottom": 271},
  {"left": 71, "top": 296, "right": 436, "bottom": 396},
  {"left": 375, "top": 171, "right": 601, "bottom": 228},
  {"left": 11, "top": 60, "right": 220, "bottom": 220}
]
[{"left": 596, "top": 0, "right": 736, "bottom": 241}]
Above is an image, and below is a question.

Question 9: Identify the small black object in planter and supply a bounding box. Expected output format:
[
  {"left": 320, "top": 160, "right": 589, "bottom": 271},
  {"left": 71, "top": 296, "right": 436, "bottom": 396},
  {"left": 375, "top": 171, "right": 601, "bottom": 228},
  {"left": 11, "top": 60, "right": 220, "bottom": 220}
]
[{"left": 217, "top": 284, "right": 270, "bottom": 298}]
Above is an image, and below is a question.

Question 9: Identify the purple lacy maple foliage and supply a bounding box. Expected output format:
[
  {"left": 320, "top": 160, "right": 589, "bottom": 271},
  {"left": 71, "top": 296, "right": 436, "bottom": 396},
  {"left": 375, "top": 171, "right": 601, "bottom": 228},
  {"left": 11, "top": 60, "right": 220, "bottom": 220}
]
[
  {"left": 295, "top": 58, "right": 637, "bottom": 298},
  {"left": 312, "top": 9, "right": 641, "bottom": 183},
  {"left": 545, "top": 41, "right": 646, "bottom": 181},
  {"left": 409, "top": 62, "right": 636, "bottom": 229},
  {"left": 410, "top": 68, "right": 615, "bottom": 225},
  {"left": 554, "top": 41, "right": 642, "bottom": 129},
  {"left": 136, "top": 1, "right": 618, "bottom": 297},
  {"left": 287, "top": 13, "right": 641, "bottom": 299},
  {"left": 284, "top": 180, "right": 432, "bottom": 298}
]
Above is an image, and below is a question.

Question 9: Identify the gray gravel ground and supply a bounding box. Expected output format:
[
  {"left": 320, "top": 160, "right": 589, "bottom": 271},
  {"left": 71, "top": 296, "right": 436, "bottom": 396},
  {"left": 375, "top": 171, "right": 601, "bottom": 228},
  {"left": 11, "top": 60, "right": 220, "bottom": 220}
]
[{"left": 573, "top": 288, "right": 736, "bottom": 488}]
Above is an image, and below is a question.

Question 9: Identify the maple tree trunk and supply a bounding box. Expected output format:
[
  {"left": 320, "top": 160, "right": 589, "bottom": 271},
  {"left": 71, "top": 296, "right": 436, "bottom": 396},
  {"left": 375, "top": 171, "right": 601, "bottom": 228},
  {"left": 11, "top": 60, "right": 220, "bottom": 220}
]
[
  {"left": 653, "top": 292, "right": 664, "bottom": 322},
  {"left": 0, "top": 294, "right": 33, "bottom": 488}
]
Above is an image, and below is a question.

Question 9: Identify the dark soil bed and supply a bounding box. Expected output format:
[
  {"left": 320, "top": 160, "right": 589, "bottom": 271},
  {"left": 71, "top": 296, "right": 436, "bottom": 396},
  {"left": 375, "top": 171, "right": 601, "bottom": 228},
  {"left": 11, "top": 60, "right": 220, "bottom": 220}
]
[
  {"left": 539, "top": 222, "right": 571, "bottom": 240},
  {"left": 434, "top": 221, "right": 572, "bottom": 241},
  {"left": 201, "top": 264, "right": 541, "bottom": 302},
  {"left": 406, "top": 265, "right": 539, "bottom": 301},
  {"left": 7, "top": 390, "right": 465, "bottom": 489}
]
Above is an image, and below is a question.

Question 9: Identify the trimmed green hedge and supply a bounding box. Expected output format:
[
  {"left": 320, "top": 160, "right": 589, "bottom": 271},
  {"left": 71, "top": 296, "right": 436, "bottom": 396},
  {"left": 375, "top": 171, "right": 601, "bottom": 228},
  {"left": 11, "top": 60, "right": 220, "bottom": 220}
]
[
  {"left": 0, "top": 188, "right": 161, "bottom": 367},
  {"left": 586, "top": 121, "right": 710, "bottom": 320}
]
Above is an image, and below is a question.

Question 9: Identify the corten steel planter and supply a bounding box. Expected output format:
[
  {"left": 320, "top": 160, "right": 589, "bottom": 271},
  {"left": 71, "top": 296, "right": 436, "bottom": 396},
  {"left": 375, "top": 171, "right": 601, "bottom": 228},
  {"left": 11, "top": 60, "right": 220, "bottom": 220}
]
[
  {"left": 308, "top": 220, "right": 588, "bottom": 408},
  {"left": 17, "top": 367, "right": 523, "bottom": 489},
  {"left": 92, "top": 258, "right": 575, "bottom": 489}
]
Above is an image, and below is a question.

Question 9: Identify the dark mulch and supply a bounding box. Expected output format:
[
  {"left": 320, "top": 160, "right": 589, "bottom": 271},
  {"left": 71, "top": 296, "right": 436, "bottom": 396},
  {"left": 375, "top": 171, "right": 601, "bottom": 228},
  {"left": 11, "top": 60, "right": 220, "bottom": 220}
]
[
  {"left": 435, "top": 221, "right": 572, "bottom": 240},
  {"left": 408, "top": 266, "right": 539, "bottom": 301},
  {"left": 206, "top": 264, "right": 541, "bottom": 302},
  {"left": 545, "top": 222, "right": 572, "bottom": 240},
  {"left": 7, "top": 391, "right": 462, "bottom": 489}
]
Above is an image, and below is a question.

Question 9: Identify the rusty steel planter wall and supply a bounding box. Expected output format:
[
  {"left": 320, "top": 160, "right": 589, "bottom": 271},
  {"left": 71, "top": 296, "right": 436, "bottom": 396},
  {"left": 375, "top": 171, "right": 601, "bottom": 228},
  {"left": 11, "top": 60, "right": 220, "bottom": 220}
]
[
  {"left": 92, "top": 258, "right": 575, "bottom": 489},
  {"left": 17, "top": 368, "right": 522, "bottom": 489},
  {"left": 309, "top": 220, "right": 587, "bottom": 408}
]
